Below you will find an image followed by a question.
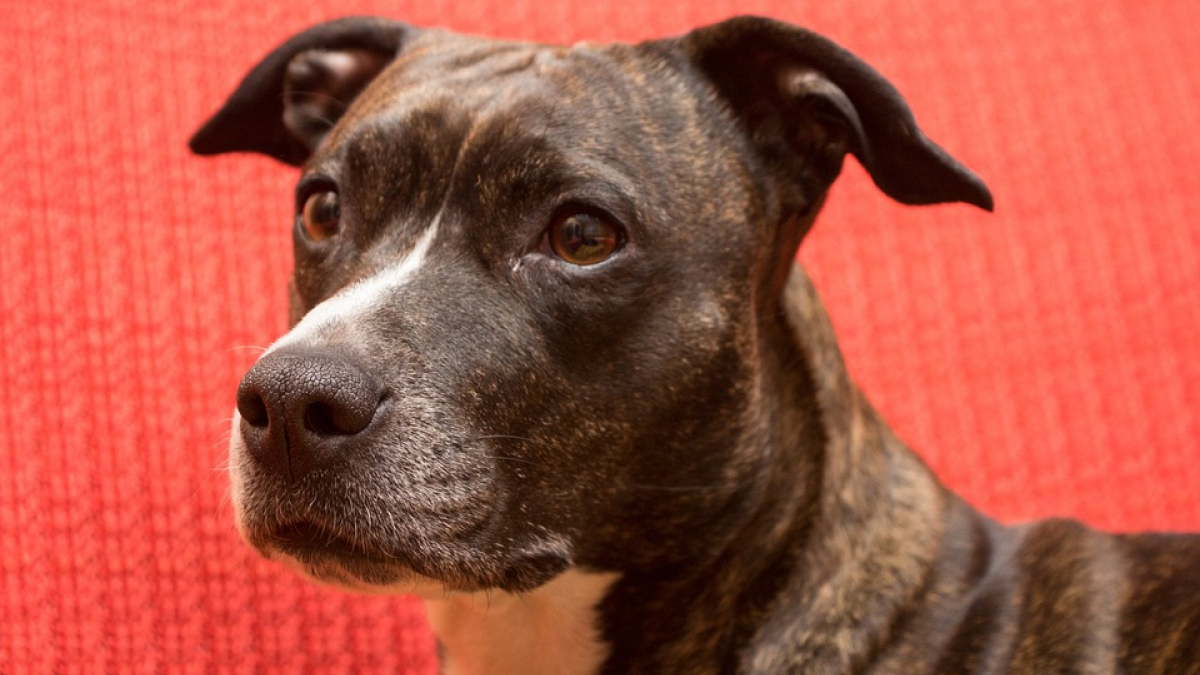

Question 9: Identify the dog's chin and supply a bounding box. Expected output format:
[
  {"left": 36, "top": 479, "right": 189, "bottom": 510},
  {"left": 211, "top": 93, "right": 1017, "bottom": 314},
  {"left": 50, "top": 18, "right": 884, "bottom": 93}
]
[
  {"left": 272, "top": 548, "right": 450, "bottom": 599},
  {"left": 240, "top": 518, "right": 572, "bottom": 597},
  {"left": 251, "top": 521, "right": 442, "bottom": 598}
]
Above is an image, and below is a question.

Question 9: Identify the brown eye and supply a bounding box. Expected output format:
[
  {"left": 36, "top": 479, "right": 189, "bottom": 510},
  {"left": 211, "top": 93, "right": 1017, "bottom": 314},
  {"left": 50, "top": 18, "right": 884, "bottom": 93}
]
[
  {"left": 301, "top": 190, "right": 340, "bottom": 241},
  {"left": 548, "top": 211, "right": 622, "bottom": 265}
]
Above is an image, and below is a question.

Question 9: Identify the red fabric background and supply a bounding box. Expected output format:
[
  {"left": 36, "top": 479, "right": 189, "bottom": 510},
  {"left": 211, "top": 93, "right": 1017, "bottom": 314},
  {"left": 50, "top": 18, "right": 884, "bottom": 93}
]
[{"left": 2, "top": 0, "right": 1197, "bottom": 672}]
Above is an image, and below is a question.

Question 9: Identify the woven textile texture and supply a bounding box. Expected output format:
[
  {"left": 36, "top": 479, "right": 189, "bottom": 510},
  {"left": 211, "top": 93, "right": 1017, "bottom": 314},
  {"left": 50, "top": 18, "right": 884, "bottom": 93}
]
[{"left": 2, "top": 0, "right": 1197, "bottom": 672}]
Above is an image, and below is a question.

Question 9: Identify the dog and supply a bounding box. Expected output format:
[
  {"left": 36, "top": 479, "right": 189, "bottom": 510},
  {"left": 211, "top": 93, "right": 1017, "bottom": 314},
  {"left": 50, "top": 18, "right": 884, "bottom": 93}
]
[{"left": 190, "top": 15, "right": 1200, "bottom": 675}]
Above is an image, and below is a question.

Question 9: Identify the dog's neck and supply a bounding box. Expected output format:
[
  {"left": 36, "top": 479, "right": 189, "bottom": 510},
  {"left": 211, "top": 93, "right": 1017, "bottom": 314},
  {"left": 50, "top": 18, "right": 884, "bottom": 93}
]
[
  {"left": 593, "top": 265, "right": 962, "bottom": 675},
  {"left": 423, "top": 569, "right": 621, "bottom": 675},
  {"left": 732, "top": 264, "right": 955, "bottom": 672}
]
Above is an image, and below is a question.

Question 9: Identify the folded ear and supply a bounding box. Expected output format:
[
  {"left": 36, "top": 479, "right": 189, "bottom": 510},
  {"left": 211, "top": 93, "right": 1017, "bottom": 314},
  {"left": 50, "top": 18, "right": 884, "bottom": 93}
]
[
  {"left": 189, "top": 17, "right": 414, "bottom": 166},
  {"left": 678, "top": 16, "right": 993, "bottom": 211}
]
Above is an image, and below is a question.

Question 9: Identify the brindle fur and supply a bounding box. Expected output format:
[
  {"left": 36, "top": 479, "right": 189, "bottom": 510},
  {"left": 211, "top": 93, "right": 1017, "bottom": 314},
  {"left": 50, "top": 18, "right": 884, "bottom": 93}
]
[{"left": 191, "top": 15, "right": 1200, "bottom": 675}]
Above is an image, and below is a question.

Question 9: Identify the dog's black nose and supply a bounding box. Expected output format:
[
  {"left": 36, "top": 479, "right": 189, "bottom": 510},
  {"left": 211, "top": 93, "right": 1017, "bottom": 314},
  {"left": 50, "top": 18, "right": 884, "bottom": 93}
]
[{"left": 235, "top": 347, "right": 386, "bottom": 482}]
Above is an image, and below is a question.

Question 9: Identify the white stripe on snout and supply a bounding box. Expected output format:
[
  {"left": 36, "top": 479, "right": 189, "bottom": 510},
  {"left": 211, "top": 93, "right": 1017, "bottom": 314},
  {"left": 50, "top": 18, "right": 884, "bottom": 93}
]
[{"left": 266, "top": 216, "right": 441, "bottom": 354}]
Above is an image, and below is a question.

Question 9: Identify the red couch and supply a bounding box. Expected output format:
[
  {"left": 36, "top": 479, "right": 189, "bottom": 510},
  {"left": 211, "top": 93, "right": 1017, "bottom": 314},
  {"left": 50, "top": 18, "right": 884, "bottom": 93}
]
[{"left": 3, "top": 0, "right": 1197, "bottom": 672}]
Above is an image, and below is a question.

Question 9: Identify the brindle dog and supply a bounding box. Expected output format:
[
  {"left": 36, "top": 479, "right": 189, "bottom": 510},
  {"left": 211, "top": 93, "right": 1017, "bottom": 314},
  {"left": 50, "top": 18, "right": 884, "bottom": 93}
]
[{"left": 191, "top": 15, "right": 1200, "bottom": 675}]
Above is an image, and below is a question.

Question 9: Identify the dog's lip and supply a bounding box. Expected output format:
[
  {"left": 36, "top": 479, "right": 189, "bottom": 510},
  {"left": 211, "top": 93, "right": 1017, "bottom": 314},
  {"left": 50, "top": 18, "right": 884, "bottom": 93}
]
[
  {"left": 268, "top": 520, "right": 389, "bottom": 562},
  {"left": 256, "top": 520, "right": 575, "bottom": 594}
]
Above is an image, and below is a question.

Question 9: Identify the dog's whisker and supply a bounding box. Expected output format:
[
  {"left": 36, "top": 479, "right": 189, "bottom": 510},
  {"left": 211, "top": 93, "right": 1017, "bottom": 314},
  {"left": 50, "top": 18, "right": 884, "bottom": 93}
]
[
  {"left": 625, "top": 482, "right": 724, "bottom": 493},
  {"left": 464, "top": 434, "right": 540, "bottom": 444},
  {"left": 484, "top": 454, "right": 541, "bottom": 467},
  {"left": 456, "top": 434, "right": 547, "bottom": 466},
  {"left": 229, "top": 344, "right": 271, "bottom": 355}
]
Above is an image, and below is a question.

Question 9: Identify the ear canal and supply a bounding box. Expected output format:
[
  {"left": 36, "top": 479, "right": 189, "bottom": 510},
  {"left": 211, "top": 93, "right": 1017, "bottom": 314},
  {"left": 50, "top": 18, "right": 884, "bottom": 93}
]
[
  {"left": 679, "top": 16, "right": 993, "bottom": 211},
  {"left": 282, "top": 47, "right": 399, "bottom": 157},
  {"left": 189, "top": 16, "right": 413, "bottom": 166},
  {"left": 775, "top": 67, "right": 868, "bottom": 183}
]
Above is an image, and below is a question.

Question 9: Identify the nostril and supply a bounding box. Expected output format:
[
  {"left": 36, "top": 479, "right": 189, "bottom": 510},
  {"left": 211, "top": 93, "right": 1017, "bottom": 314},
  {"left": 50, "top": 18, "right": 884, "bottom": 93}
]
[
  {"left": 303, "top": 392, "right": 382, "bottom": 437},
  {"left": 236, "top": 386, "right": 270, "bottom": 429},
  {"left": 303, "top": 401, "right": 342, "bottom": 436}
]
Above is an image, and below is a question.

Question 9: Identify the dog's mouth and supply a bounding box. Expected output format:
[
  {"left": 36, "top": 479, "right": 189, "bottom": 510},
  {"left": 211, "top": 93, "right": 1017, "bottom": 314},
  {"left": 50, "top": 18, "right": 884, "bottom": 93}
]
[
  {"left": 251, "top": 517, "right": 572, "bottom": 595},
  {"left": 268, "top": 521, "right": 386, "bottom": 563},
  {"left": 256, "top": 519, "right": 452, "bottom": 594}
]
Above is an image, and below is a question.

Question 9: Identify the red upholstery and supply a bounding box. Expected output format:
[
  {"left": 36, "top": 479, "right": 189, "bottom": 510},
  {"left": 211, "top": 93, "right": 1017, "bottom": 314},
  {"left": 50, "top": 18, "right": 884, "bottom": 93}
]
[{"left": 3, "top": 0, "right": 1197, "bottom": 671}]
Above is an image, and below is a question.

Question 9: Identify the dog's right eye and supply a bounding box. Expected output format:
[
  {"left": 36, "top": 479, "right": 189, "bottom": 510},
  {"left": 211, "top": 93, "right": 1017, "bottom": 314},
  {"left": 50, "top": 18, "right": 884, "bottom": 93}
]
[
  {"left": 545, "top": 209, "right": 623, "bottom": 266},
  {"left": 301, "top": 190, "right": 341, "bottom": 242}
]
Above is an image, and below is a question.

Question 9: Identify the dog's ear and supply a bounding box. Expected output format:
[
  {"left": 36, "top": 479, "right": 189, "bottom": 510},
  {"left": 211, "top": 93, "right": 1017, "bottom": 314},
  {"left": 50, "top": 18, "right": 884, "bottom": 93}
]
[
  {"left": 677, "top": 16, "right": 992, "bottom": 212},
  {"left": 189, "top": 17, "right": 414, "bottom": 166}
]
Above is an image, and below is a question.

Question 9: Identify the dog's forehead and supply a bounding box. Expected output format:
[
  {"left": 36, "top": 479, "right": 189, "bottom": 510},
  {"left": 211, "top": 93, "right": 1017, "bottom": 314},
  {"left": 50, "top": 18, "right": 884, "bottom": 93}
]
[
  {"left": 325, "top": 32, "right": 696, "bottom": 159},
  {"left": 381, "top": 32, "right": 645, "bottom": 107}
]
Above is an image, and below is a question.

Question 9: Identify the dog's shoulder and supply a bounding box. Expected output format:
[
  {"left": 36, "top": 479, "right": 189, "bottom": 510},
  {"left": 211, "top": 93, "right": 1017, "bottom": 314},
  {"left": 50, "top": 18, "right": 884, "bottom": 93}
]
[
  {"left": 1110, "top": 530, "right": 1200, "bottom": 673},
  {"left": 934, "top": 519, "right": 1200, "bottom": 675}
]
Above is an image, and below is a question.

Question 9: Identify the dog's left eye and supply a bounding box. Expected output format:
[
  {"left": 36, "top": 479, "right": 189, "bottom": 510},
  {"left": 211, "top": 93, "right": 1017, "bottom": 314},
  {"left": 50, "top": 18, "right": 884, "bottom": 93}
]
[{"left": 301, "top": 190, "right": 340, "bottom": 242}]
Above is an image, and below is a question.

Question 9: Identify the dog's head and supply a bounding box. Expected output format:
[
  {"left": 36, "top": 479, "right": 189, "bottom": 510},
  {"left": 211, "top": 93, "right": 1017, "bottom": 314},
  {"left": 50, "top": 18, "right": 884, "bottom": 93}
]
[{"left": 192, "top": 16, "right": 989, "bottom": 595}]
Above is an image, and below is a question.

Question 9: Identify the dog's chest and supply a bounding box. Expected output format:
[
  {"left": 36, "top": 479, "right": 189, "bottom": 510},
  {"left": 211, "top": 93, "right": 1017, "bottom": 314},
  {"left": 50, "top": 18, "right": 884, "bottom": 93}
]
[{"left": 423, "top": 569, "right": 620, "bottom": 675}]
